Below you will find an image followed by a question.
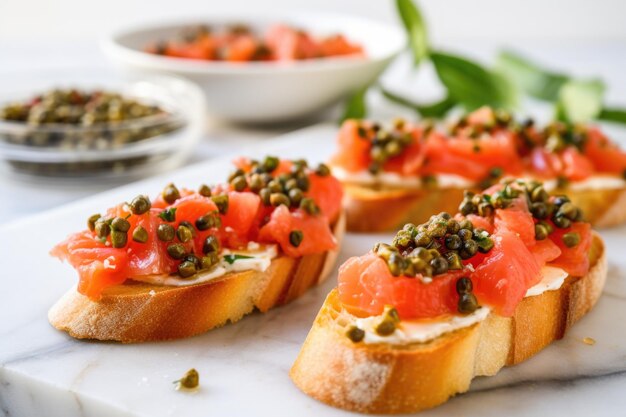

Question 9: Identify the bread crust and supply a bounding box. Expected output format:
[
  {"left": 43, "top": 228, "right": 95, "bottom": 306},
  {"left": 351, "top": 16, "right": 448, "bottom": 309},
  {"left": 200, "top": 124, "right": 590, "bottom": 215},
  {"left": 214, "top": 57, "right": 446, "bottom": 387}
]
[
  {"left": 48, "top": 213, "right": 345, "bottom": 343},
  {"left": 290, "top": 233, "right": 606, "bottom": 414},
  {"left": 343, "top": 182, "right": 626, "bottom": 232}
]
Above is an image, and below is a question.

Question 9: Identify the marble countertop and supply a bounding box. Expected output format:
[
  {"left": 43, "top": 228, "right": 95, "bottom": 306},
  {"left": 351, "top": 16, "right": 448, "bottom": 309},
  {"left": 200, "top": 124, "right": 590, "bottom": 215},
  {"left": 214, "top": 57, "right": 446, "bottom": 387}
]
[{"left": 1, "top": 125, "right": 626, "bottom": 417}]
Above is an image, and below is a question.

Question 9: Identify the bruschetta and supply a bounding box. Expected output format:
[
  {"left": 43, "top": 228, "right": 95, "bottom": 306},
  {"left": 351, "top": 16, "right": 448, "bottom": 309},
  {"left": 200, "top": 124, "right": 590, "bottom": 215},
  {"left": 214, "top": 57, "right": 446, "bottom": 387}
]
[
  {"left": 291, "top": 179, "right": 606, "bottom": 414},
  {"left": 330, "top": 107, "right": 626, "bottom": 231},
  {"left": 48, "top": 156, "right": 345, "bottom": 343}
]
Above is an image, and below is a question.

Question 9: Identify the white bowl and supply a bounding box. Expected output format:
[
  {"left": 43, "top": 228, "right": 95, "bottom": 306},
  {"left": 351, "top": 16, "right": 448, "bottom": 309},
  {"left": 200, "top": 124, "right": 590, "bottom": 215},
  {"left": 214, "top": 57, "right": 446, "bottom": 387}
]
[{"left": 101, "top": 13, "right": 405, "bottom": 124}]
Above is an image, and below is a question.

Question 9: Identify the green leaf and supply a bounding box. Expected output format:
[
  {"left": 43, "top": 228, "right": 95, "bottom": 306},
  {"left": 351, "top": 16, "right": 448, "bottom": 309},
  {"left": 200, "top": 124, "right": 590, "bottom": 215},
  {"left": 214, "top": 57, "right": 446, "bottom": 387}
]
[
  {"left": 340, "top": 87, "right": 368, "bottom": 123},
  {"left": 598, "top": 107, "right": 626, "bottom": 125},
  {"left": 430, "top": 51, "right": 517, "bottom": 111},
  {"left": 557, "top": 79, "right": 605, "bottom": 123},
  {"left": 495, "top": 50, "right": 569, "bottom": 101},
  {"left": 223, "top": 254, "right": 254, "bottom": 264},
  {"left": 158, "top": 207, "right": 177, "bottom": 222},
  {"left": 381, "top": 87, "right": 457, "bottom": 118},
  {"left": 396, "top": 0, "right": 429, "bottom": 65}
]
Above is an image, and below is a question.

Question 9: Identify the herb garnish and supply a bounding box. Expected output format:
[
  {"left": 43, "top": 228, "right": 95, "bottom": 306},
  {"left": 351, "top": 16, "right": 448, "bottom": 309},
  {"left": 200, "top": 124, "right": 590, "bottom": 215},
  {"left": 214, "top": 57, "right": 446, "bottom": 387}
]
[
  {"left": 223, "top": 254, "right": 254, "bottom": 264},
  {"left": 158, "top": 207, "right": 177, "bottom": 222}
]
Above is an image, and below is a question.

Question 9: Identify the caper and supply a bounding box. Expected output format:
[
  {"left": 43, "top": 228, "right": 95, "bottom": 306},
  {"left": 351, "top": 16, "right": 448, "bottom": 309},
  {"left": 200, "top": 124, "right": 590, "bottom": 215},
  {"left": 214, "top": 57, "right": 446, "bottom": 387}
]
[
  {"left": 478, "top": 203, "right": 494, "bottom": 217},
  {"left": 535, "top": 223, "right": 549, "bottom": 240},
  {"left": 553, "top": 215, "right": 571, "bottom": 229},
  {"left": 289, "top": 230, "right": 304, "bottom": 247},
  {"left": 177, "top": 261, "right": 196, "bottom": 278},
  {"left": 428, "top": 222, "right": 447, "bottom": 238},
  {"left": 183, "top": 254, "right": 201, "bottom": 270},
  {"left": 129, "top": 195, "right": 151, "bottom": 215},
  {"left": 409, "top": 246, "right": 429, "bottom": 260},
  {"left": 562, "top": 232, "right": 581, "bottom": 248},
  {"left": 459, "top": 201, "right": 476, "bottom": 215},
  {"left": 552, "top": 195, "right": 570, "bottom": 206},
  {"left": 387, "top": 253, "right": 406, "bottom": 276},
  {"left": 445, "top": 252, "right": 463, "bottom": 270},
  {"left": 259, "top": 188, "right": 271, "bottom": 205},
  {"left": 476, "top": 236, "right": 494, "bottom": 253},
  {"left": 175, "top": 369, "right": 199, "bottom": 389},
  {"left": 267, "top": 180, "right": 283, "bottom": 193},
  {"left": 95, "top": 220, "right": 111, "bottom": 239},
  {"left": 456, "top": 277, "right": 473, "bottom": 294},
  {"left": 202, "top": 235, "right": 220, "bottom": 254},
  {"left": 558, "top": 202, "right": 578, "bottom": 221},
  {"left": 530, "top": 186, "right": 548, "bottom": 203},
  {"left": 198, "top": 184, "right": 212, "bottom": 197},
  {"left": 375, "top": 319, "right": 396, "bottom": 336},
  {"left": 132, "top": 226, "right": 148, "bottom": 243},
  {"left": 196, "top": 212, "right": 221, "bottom": 231},
  {"left": 111, "top": 217, "right": 130, "bottom": 233},
  {"left": 228, "top": 168, "right": 245, "bottom": 182},
  {"left": 167, "top": 243, "right": 186, "bottom": 259},
  {"left": 300, "top": 197, "right": 320, "bottom": 215},
  {"left": 445, "top": 234, "right": 462, "bottom": 250},
  {"left": 413, "top": 232, "right": 432, "bottom": 247},
  {"left": 371, "top": 146, "right": 387, "bottom": 163},
  {"left": 87, "top": 214, "right": 101, "bottom": 231},
  {"left": 248, "top": 174, "right": 263, "bottom": 192},
  {"left": 460, "top": 240, "right": 478, "bottom": 259},
  {"left": 211, "top": 194, "right": 229, "bottom": 214},
  {"left": 393, "top": 230, "right": 413, "bottom": 249},
  {"left": 287, "top": 188, "right": 303, "bottom": 206},
  {"left": 410, "top": 257, "right": 428, "bottom": 273},
  {"left": 489, "top": 167, "right": 503, "bottom": 178},
  {"left": 262, "top": 156, "right": 279, "bottom": 172},
  {"left": 284, "top": 178, "right": 298, "bottom": 191},
  {"left": 446, "top": 219, "right": 460, "bottom": 234},
  {"left": 458, "top": 228, "right": 473, "bottom": 242},
  {"left": 278, "top": 173, "right": 292, "bottom": 184},
  {"left": 270, "top": 193, "right": 290, "bottom": 207},
  {"left": 231, "top": 175, "right": 247, "bottom": 192},
  {"left": 385, "top": 140, "right": 402, "bottom": 157},
  {"left": 430, "top": 256, "right": 449, "bottom": 275},
  {"left": 346, "top": 325, "right": 365, "bottom": 343},
  {"left": 111, "top": 230, "right": 127, "bottom": 248},
  {"left": 157, "top": 223, "right": 175, "bottom": 241},
  {"left": 458, "top": 293, "right": 479, "bottom": 314},
  {"left": 296, "top": 175, "right": 310, "bottom": 192},
  {"left": 293, "top": 159, "right": 308, "bottom": 170},
  {"left": 316, "top": 163, "right": 331, "bottom": 176},
  {"left": 531, "top": 202, "right": 548, "bottom": 219},
  {"left": 162, "top": 183, "right": 180, "bottom": 204},
  {"left": 176, "top": 225, "right": 193, "bottom": 243},
  {"left": 201, "top": 253, "right": 219, "bottom": 270},
  {"left": 357, "top": 125, "right": 368, "bottom": 138},
  {"left": 368, "top": 163, "right": 381, "bottom": 175}
]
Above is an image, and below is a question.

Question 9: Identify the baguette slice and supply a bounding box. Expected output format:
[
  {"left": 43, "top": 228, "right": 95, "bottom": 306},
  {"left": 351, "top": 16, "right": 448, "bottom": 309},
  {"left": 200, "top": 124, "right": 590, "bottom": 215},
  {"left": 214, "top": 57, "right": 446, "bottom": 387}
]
[
  {"left": 344, "top": 182, "right": 626, "bottom": 232},
  {"left": 290, "top": 232, "right": 606, "bottom": 414},
  {"left": 48, "top": 213, "right": 345, "bottom": 343}
]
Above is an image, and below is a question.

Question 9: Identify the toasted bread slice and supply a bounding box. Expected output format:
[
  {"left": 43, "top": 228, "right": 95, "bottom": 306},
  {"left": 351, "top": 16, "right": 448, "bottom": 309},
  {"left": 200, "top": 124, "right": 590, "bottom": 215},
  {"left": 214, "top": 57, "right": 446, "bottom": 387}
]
[
  {"left": 48, "top": 213, "right": 345, "bottom": 343},
  {"left": 343, "top": 182, "right": 626, "bottom": 232},
  {"left": 290, "top": 232, "right": 606, "bottom": 414}
]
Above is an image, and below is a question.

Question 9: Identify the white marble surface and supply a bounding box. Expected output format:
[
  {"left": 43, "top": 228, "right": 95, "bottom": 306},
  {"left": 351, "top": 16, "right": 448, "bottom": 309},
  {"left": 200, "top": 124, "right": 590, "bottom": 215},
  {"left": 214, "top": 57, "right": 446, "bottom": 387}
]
[{"left": 1, "top": 124, "right": 626, "bottom": 416}]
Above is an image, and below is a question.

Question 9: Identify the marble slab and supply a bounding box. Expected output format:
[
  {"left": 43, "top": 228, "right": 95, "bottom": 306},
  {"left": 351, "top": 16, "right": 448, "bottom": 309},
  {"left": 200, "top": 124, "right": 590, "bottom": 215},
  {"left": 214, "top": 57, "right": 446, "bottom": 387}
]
[{"left": 1, "top": 124, "right": 626, "bottom": 417}]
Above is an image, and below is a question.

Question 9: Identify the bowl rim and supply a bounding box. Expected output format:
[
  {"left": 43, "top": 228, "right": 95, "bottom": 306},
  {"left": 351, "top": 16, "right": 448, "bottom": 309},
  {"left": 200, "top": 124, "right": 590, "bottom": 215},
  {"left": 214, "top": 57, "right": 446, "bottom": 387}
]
[{"left": 101, "top": 11, "right": 406, "bottom": 75}]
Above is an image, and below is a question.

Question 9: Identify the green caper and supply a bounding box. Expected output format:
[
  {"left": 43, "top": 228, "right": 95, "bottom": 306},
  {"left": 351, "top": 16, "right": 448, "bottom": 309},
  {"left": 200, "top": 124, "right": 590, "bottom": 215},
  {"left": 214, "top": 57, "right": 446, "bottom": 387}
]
[
  {"left": 552, "top": 195, "right": 570, "bottom": 206},
  {"left": 248, "top": 175, "right": 263, "bottom": 192},
  {"left": 132, "top": 226, "right": 148, "bottom": 243},
  {"left": 259, "top": 188, "right": 272, "bottom": 205},
  {"left": 460, "top": 240, "right": 478, "bottom": 259},
  {"left": 530, "top": 186, "right": 548, "bottom": 203},
  {"left": 476, "top": 236, "right": 494, "bottom": 253},
  {"left": 111, "top": 230, "right": 127, "bottom": 248},
  {"left": 535, "top": 223, "right": 549, "bottom": 240},
  {"left": 458, "top": 228, "right": 473, "bottom": 241},
  {"left": 231, "top": 175, "right": 247, "bottom": 192},
  {"left": 211, "top": 194, "right": 229, "bottom": 214},
  {"left": 162, "top": 183, "right": 181, "bottom": 204},
  {"left": 316, "top": 163, "right": 331, "bottom": 176},
  {"left": 157, "top": 223, "right": 175, "bottom": 241},
  {"left": 289, "top": 230, "right": 304, "bottom": 247},
  {"left": 296, "top": 175, "right": 310, "bottom": 192},
  {"left": 458, "top": 293, "right": 479, "bottom": 314},
  {"left": 176, "top": 225, "right": 193, "bottom": 243},
  {"left": 413, "top": 232, "right": 432, "bottom": 247},
  {"left": 371, "top": 146, "right": 387, "bottom": 163},
  {"left": 167, "top": 243, "right": 186, "bottom": 259},
  {"left": 456, "top": 277, "right": 473, "bottom": 294},
  {"left": 95, "top": 220, "right": 111, "bottom": 239},
  {"left": 288, "top": 188, "right": 303, "bottom": 206},
  {"left": 562, "top": 232, "right": 581, "bottom": 248},
  {"left": 446, "top": 219, "right": 460, "bottom": 234},
  {"left": 267, "top": 180, "right": 283, "bottom": 193},
  {"left": 270, "top": 193, "right": 290, "bottom": 207},
  {"left": 178, "top": 261, "right": 196, "bottom": 278},
  {"left": 278, "top": 173, "right": 292, "bottom": 184},
  {"left": 387, "top": 253, "right": 405, "bottom": 276},
  {"left": 558, "top": 202, "right": 578, "bottom": 221},
  {"left": 111, "top": 217, "right": 130, "bottom": 233},
  {"left": 202, "top": 235, "right": 220, "bottom": 254},
  {"left": 87, "top": 214, "right": 101, "bottom": 231},
  {"left": 445, "top": 234, "right": 462, "bottom": 250},
  {"left": 129, "top": 195, "right": 151, "bottom": 215},
  {"left": 445, "top": 252, "right": 463, "bottom": 270},
  {"left": 531, "top": 202, "right": 548, "bottom": 219},
  {"left": 385, "top": 140, "right": 402, "bottom": 157},
  {"left": 262, "top": 156, "right": 279, "bottom": 172},
  {"left": 284, "top": 178, "right": 298, "bottom": 191},
  {"left": 228, "top": 168, "right": 245, "bottom": 182},
  {"left": 176, "top": 369, "right": 199, "bottom": 389},
  {"left": 553, "top": 215, "right": 571, "bottom": 229},
  {"left": 198, "top": 184, "right": 212, "bottom": 197},
  {"left": 183, "top": 254, "right": 201, "bottom": 269},
  {"left": 201, "top": 253, "right": 219, "bottom": 270},
  {"left": 300, "top": 197, "right": 320, "bottom": 215},
  {"left": 460, "top": 201, "right": 476, "bottom": 215},
  {"left": 368, "top": 162, "right": 381, "bottom": 175},
  {"left": 292, "top": 159, "right": 308, "bottom": 170},
  {"left": 430, "top": 257, "right": 449, "bottom": 275},
  {"left": 478, "top": 203, "right": 494, "bottom": 217},
  {"left": 428, "top": 222, "right": 447, "bottom": 238},
  {"left": 196, "top": 212, "right": 221, "bottom": 231},
  {"left": 375, "top": 319, "right": 396, "bottom": 336},
  {"left": 346, "top": 325, "right": 365, "bottom": 343},
  {"left": 393, "top": 230, "right": 413, "bottom": 249}
]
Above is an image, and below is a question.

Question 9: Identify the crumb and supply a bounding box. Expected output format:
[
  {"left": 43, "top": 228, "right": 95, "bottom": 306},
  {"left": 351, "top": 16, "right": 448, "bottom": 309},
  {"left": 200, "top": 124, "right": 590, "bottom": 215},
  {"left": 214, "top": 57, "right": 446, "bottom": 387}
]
[
  {"left": 149, "top": 290, "right": 156, "bottom": 296},
  {"left": 583, "top": 337, "right": 596, "bottom": 345}
]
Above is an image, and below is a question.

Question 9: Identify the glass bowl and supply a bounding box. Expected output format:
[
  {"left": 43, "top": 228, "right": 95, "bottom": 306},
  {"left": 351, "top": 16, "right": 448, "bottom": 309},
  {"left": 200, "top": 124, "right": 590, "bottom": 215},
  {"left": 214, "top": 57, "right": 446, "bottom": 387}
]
[{"left": 0, "top": 67, "right": 206, "bottom": 179}]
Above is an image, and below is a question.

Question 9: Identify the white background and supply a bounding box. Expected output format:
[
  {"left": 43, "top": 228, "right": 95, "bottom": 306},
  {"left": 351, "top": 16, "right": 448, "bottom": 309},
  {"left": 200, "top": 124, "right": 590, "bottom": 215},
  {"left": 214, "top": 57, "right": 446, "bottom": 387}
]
[{"left": 2, "top": 0, "right": 626, "bottom": 42}]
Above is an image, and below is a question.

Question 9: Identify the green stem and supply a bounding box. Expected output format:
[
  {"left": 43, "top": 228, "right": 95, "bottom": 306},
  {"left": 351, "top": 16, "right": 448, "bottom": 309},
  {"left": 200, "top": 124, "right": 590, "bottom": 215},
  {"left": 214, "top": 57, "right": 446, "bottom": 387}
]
[
  {"left": 381, "top": 87, "right": 457, "bottom": 118},
  {"left": 598, "top": 107, "right": 626, "bottom": 124}
]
